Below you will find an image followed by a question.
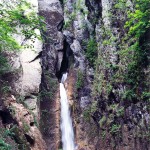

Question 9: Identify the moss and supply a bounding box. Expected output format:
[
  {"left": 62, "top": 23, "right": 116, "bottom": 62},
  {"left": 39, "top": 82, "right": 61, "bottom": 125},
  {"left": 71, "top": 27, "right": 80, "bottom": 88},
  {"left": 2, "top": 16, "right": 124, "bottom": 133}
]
[
  {"left": 0, "top": 139, "right": 12, "bottom": 150},
  {"left": 0, "top": 125, "right": 30, "bottom": 150},
  {"left": 116, "top": 107, "right": 124, "bottom": 117},
  {"left": 85, "top": 38, "right": 97, "bottom": 67},
  {"left": 90, "top": 101, "right": 97, "bottom": 114},
  {"left": 93, "top": 0, "right": 150, "bottom": 105},
  {"left": 75, "top": 70, "right": 84, "bottom": 90},
  {"left": 40, "top": 110, "right": 51, "bottom": 133},
  {"left": 110, "top": 124, "right": 121, "bottom": 134},
  {"left": 107, "top": 114, "right": 115, "bottom": 126},
  {"left": 83, "top": 108, "right": 91, "bottom": 121},
  {"left": 107, "top": 104, "right": 118, "bottom": 113},
  {"left": 40, "top": 72, "right": 58, "bottom": 100},
  {"left": 101, "top": 130, "right": 106, "bottom": 139},
  {"left": 22, "top": 122, "right": 30, "bottom": 133},
  {"left": 99, "top": 116, "right": 107, "bottom": 128}
]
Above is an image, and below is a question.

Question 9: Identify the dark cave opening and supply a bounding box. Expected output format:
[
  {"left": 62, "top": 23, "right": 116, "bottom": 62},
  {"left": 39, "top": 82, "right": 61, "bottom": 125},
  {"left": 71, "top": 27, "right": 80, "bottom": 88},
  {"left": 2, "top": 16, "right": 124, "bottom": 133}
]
[
  {"left": 0, "top": 109, "right": 17, "bottom": 125},
  {"left": 56, "top": 39, "right": 74, "bottom": 82}
]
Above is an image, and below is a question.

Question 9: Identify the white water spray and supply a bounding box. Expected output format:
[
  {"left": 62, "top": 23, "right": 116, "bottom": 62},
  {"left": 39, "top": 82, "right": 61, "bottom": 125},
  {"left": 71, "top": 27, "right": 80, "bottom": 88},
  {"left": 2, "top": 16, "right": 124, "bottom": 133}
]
[{"left": 60, "top": 73, "right": 75, "bottom": 150}]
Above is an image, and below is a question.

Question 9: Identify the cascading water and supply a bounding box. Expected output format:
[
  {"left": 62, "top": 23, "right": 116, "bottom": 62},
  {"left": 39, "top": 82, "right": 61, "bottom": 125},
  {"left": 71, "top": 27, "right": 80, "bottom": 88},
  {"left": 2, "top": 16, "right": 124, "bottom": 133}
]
[{"left": 60, "top": 73, "right": 75, "bottom": 150}]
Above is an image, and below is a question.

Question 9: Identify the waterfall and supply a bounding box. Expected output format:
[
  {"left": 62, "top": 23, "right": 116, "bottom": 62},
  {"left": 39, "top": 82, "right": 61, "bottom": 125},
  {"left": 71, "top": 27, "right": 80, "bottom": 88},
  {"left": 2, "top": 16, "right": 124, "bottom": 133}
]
[{"left": 60, "top": 73, "right": 75, "bottom": 150}]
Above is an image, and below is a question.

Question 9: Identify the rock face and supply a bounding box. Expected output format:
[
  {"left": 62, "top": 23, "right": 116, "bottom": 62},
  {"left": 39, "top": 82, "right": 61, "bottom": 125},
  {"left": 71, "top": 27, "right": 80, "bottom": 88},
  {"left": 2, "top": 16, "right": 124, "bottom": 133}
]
[
  {"left": 0, "top": 0, "right": 45, "bottom": 149},
  {"left": 4, "top": 96, "right": 47, "bottom": 150},
  {"left": 38, "top": 0, "right": 63, "bottom": 149},
  {"left": 3, "top": 0, "right": 42, "bottom": 117},
  {"left": 56, "top": 0, "right": 150, "bottom": 150},
  {"left": 0, "top": 0, "right": 149, "bottom": 150}
]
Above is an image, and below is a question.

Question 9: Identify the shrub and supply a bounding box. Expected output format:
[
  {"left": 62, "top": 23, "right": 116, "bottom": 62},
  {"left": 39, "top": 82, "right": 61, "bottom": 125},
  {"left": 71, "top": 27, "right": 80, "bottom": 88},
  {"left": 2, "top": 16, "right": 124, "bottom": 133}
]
[
  {"left": 76, "top": 70, "right": 84, "bottom": 89},
  {"left": 0, "top": 139, "right": 11, "bottom": 150},
  {"left": 0, "top": 0, "right": 44, "bottom": 76},
  {"left": 110, "top": 124, "right": 121, "bottom": 134},
  {"left": 85, "top": 38, "right": 97, "bottom": 67}
]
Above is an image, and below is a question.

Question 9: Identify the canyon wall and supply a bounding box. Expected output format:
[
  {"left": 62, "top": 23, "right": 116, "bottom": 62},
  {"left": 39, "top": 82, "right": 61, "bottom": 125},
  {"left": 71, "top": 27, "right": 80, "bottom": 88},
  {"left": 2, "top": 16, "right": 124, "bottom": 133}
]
[
  {"left": 0, "top": 0, "right": 149, "bottom": 150},
  {"left": 0, "top": 0, "right": 46, "bottom": 149}
]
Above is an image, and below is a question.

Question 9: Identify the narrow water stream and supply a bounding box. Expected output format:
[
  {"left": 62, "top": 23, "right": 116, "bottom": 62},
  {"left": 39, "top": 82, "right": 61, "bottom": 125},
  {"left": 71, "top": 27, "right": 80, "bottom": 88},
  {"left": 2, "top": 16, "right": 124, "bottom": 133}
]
[{"left": 60, "top": 73, "right": 75, "bottom": 150}]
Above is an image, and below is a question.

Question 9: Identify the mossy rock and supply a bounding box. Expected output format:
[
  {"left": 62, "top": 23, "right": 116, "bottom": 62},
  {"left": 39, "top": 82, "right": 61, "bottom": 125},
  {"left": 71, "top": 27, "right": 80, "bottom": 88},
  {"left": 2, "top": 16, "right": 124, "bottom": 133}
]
[
  {"left": 116, "top": 106, "right": 124, "bottom": 117},
  {"left": 11, "top": 127, "right": 30, "bottom": 150},
  {"left": 99, "top": 116, "right": 107, "bottom": 128},
  {"left": 107, "top": 104, "right": 119, "bottom": 113}
]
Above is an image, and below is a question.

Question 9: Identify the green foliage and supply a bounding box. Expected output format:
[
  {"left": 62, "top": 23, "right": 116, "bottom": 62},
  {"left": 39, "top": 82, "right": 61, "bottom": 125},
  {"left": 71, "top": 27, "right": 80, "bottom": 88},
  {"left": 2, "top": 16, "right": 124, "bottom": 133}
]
[
  {"left": 9, "top": 106, "right": 16, "bottom": 116},
  {"left": 1, "top": 85, "right": 11, "bottom": 94},
  {"left": 91, "top": 2, "right": 149, "bottom": 142},
  {"left": 85, "top": 38, "right": 97, "bottom": 67},
  {"left": 116, "top": 107, "right": 124, "bottom": 117},
  {"left": 40, "top": 109, "right": 51, "bottom": 133},
  {"left": 45, "top": 73, "right": 57, "bottom": 97},
  {"left": 125, "top": 0, "right": 150, "bottom": 38},
  {"left": 103, "top": 0, "right": 150, "bottom": 102},
  {"left": 0, "top": 128, "right": 14, "bottom": 139},
  {"left": 22, "top": 121, "right": 30, "bottom": 133},
  {"left": 90, "top": 101, "right": 97, "bottom": 113},
  {"left": 0, "top": 126, "right": 18, "bottom": 150},
  {"left": 63, "top": 0, "right": 88, "bottom": 29},
  {"left": 0, "top": 55, "right": 10, "bottom": 75},
  {"left": 114, "top": 0, "right": 126, "bottom": 9},
  {"left": 83, "top": 108, "right": 91, "bottom": 121},
  {"left": 83, "top": 101, "right": 97, "bottom": 121},
  {"left": 92, "top": 27, "right": 116, "bottom": 97},
  {"left": 87, "top": 0, "right": 150, "bottom": 143},
  {"left": 121, "top": 0, "right": 150, "bottom": 101},
  {"left": 0, "top": 0, "right": 44, "bottom": 76},
  {"left": 99, "top": 116, "right": 107, "bottom": 128},
  {"left": 102, "top": 131, "right": 106, "bottom": 139},
  {"left": 0, "top": 139, "right": 11, "bottom": 150},
  {"left": 76, "top": 70, "right": 84, "bottom": 89},
  {"left": 142, "top": 92, "right": 150, "bottom": 101},
  {"left": 110, "top": 124, "right": 121, "bottom": 134},
  {"left": 2, "top": 128, "right": 15, "bottom": 138},
  {"left": 0, "top": 0, "right": 42, "bottom": 52},
  {"left": 0, "top": 124, "right": 32, "bottom": 149},
  {"left": 64, "top": 20, "right": 72, "bottom": 29}
]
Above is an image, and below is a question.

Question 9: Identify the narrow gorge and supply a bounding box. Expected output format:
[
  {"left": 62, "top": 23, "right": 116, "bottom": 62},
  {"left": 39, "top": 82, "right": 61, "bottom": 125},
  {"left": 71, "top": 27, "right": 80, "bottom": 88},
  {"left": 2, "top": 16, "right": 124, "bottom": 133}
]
[{"left": 0, "top": 0, "right": 149, "bottom": 150}]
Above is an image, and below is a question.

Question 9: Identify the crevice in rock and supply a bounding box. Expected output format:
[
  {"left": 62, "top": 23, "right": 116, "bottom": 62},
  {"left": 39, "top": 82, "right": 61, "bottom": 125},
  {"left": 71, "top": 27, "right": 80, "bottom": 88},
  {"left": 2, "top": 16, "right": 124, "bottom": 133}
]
[
  {"left": 0, "top": 109, "right": 17, "bottom": 125},
  {"left": 30, "top": 93, "right": 38, "bottom": 96},
  {"left": 30, "top": 122, "right": 34, "bottom": 126},
  {"left": 24, "top": 134, "right": 35, "bottom": 146},
  {"left": 57, "top": 19, "right": 64, "bottom": 31},
  {"left": 24, "top": 96, "right": 33, "bottom": 99},
  {"left": 85, "top": 0, "right": 102, "bottom": 27},
  {"left": 56, "top": 39, "right": 74, "bottom": 81}
]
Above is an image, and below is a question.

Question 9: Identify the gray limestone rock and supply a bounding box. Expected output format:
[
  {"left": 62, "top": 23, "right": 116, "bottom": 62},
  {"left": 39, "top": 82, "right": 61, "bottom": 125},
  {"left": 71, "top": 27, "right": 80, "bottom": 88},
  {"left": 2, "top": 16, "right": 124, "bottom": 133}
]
[
  {"left": 70, "top": 40, "right": 82, "bottom": 56},
  {"left": 70, "top": 40, "right": 86, "bottom": 71},
  {"left": 80, "top": 96, "right": 90, "bottom": 109},
  {"left": 63, "top": 30, "right": 74, "bottom": 45},
  {"left": 54, "top": 32, "right": 64, "bottom": 51}
]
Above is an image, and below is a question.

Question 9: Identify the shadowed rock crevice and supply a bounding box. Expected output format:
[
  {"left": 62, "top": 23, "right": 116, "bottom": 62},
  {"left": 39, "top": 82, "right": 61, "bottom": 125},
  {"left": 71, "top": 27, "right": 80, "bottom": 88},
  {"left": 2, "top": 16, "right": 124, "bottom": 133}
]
[
  {"left": 56, "top": 39, "right": 74, "bottom": 81},
  {"left": 85, "top": 0, "right": 102, "bottom": 30},
  {"left": 0, "top": 109, "right": 17, "bottom": 125},
  {"left": 24, "top": 134, "right": 35, "bottom": 146}
]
